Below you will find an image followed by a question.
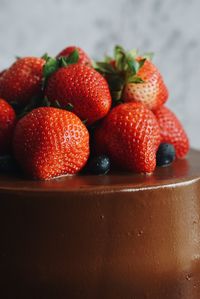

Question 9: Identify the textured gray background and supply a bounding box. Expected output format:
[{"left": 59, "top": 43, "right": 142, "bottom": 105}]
[{"left": 0, "top": 0, "right": 200, "bottom": 149}]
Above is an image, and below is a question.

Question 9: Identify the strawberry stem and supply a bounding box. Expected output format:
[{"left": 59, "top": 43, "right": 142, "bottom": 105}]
[{"left": 94, "top": 45, "right": 150, "bottom": 105}]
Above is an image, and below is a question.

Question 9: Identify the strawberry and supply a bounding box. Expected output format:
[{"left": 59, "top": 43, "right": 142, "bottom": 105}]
[
  {"left": 123, "top": 58, "right": 168, "bottom": 110},
  {"left": 0, "top": 57, "right": 45, "bottom": 106},
  {"left": 45, "top": 64, "right": 112, "bottom": 124},
  {"left": 57, "top": 46, "right": 92, "bottom": 66},
  {"left": 153, "top": 106, "right": 189, "bottom": 159},
  {"left": 13, "top": 107, "right": 90, "bottom": 180},
  {"left": 94, "top": 102, "right": 161, "bottom": 173},
  {"left": 0, "top": 98, "right": 16, "bottom": 154},
  {"left": 95, "top": 46, "right": 168, "bottom": 110},
  {"left": 0, "top": 69, "right": 6, "bottom": 79}
]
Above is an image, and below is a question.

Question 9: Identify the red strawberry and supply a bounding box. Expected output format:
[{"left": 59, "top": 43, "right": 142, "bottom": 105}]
[
  {"left": 95, "top": 46, "right": 168, "bottom": 110},
  {"left": 13, "top": 107, "right": 90, "bottom": 180},
  {"left": 94, "top": 102, "right": 161, "bottom": 173},
  {"left": 123, "top": 58, "right": 168, "bottom": 110},
  {"left": 153, "top": 105, "right": 189, "bottom": 159},
  {"left": 0, "top": 57, "right": 45, "bottom": 105},
  {"left": 0, "top": 69, "right": 6, "bottom": 79},
  {"left": 45, "top": 64, "right": 112, "bottom": 124},
  {"left": 0, "top": 98, "right": 16, "bottom": 154},
  {"left": 57, "top": 46, "right": 92, "bottom": 66}
]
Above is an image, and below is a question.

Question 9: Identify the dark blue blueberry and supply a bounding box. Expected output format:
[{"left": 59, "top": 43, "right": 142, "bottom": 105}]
[
  {"left": 88, "top": 155, "right": 110, "bottom": 175},
  {"left": 156, "top": 143, "right": 176, "bottom": 167},
  {"left": 0, "top": 155, "right": 19, "bottom": 173}
]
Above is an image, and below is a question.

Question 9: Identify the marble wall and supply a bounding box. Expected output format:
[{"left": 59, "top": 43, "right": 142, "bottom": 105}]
[{"left": 0, "top": 0, "right": 200, "bottom": 148}]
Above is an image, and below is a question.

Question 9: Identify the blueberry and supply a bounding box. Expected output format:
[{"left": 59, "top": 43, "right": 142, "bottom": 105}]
[
  {"left": 0, "top": 155, "right": 19, "bottom": 173},
  {"left": 87, "top": 155, "right": 111, "bottom": 175},
  {"left": 156, "top": 143, "right": 176, "bottom": 167}
]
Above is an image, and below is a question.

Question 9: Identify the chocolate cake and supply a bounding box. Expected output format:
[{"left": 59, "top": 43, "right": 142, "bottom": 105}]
[{"left": 1, "top": 149, "right": 200, "bottom": 299}]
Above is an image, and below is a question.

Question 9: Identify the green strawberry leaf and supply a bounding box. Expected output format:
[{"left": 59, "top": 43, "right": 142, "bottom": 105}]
[
  {"left": 127, "top": 76, "right": 145, "bottom": 84},
  {"left": 92, "top": 61, "right": 98, "bottom": 69},
  {"left": 111, "top": 90, "right": 123, "bottom": 102},
  {"left": 126, "top": 49, "right": 138, "bottom": 60},
  {"left": 41, "top": 78, "right": 46, "bottom": 91},
  {"left": 65, "top": 103, "right": 74, "bottom": 111},
  {"left": 41, "top": 53, "right": 49, "bottom": 61},
  {"left": 126, "top": 57, "right": 146, "bottom": 79},
  {"left": 59, "top": 57, "right": 69, "bottom": 67},
  {"left": 138, "top": 58, "right": 146, "bottom": 69},
  {"left": 143, "top": 52, "right": 154, "bottom": 60},
  {"left": 43, "top": 57, "right": 60, "bottom": 79},
  {"left": 114, "top": 45, "right": 125, "bottom": 57},
  {"left": 104, "top": 55, "right": 113, "bottom": 63},
  {"left": 64, "top": 49, "right": 79, "bottom": 65},
  {"left": 95, "top": 62, "right": 116, "bottom": 74},
  {"left": 133, "top": 77, "right": 145, "bottom": 83},
  {"left": 114, "top": 45, "right": 126, "bottom": 71},
  {"left": 127, "top": 58, "right": 140, "bottom": 75},
  {"left": 42, "top": 97, "right": 51, "bottom": 107},
  {"left": 82, "top": 119, "right": 88, "bottom": 125},
  {"left": 16, "top": 96, "right": 43, "bottom": 118},
  {"left": 54, "top": 100, "right": 61, "bottom": 108},
  {"left": 106, "top": 75, "right": 124, "bottom": 90}
]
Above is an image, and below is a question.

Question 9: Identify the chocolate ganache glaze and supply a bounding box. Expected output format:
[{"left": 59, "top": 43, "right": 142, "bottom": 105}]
[{"left": 0, "top": 149, "right": 200, "bottom": 299}]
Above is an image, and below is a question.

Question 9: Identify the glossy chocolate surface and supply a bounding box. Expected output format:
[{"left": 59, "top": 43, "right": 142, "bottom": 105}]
[{"left": 0, "top": 149, "right": 200, "bottom": 298}]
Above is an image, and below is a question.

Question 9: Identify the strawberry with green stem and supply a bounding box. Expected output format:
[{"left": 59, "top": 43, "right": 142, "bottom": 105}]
[
  {"left": 12, "top": 51, "right": 84, "bottom": 118},
  {"left": 57, "top": 45, "right": 92, "bottom": 66},
  {"left": 95, "top": 45, "right": 168, "bottom": 110},
  {"left": 44, "top": 50, "right": 112, "bottom": 125}
]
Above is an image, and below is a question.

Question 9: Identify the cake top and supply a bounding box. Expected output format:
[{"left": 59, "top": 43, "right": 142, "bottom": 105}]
[{"left": 0, "top": 149, "right": 199, "bottom": 193}]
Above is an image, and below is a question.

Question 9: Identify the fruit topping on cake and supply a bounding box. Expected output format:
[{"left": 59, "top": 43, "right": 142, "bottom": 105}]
[
  {"left": 0, "top": 69, "right": 7, "bottom": 79},
  {"left": 0, "top": 57, "right": 45, "bottom": 106},
  {"left": 13, "top": 107, "right": 89, "bottom": 180},
  {"left": 0, "top": 98, "right": 16, "bottom": 154},
  {"left": 0, "top": 45, "right": 190, "bottom": 179},
  {"left": 45, "top": 63, "right": 112, "bottom": 124},
  {"left": 94, "top": 102, "right": 161, "bottom": 173},
  {"left": 95, "top": 45, "right": 168, "bottom": 110},
  {"left": 156, "top": 143, "right": 176, "bottom": 167},
  {"left": 87, "top": 155, "right": 111, "bottom": 175},
  {"left": 57, "top": 45, "right": 92, "bottom": 66},
  {"left": 153, "top": 105, "right": 189, "bottom": 158}
]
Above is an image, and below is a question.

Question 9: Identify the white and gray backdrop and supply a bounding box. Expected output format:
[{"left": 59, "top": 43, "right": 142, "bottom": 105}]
[{"left": 0, "top": 0, "right": 200, "bottom": 149}]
